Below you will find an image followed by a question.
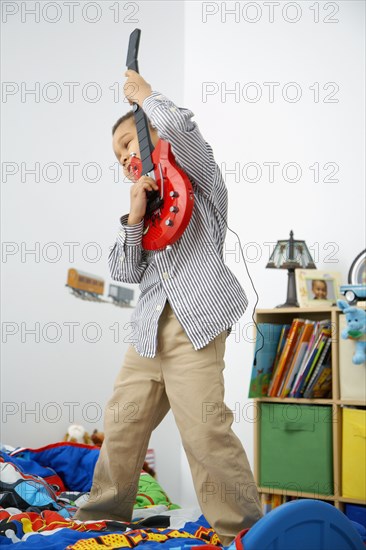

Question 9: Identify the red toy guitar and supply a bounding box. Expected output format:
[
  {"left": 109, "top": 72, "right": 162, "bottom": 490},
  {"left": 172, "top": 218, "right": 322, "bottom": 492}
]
[{"left": 126, "top": 29, "right": 194, "bottom": 251}]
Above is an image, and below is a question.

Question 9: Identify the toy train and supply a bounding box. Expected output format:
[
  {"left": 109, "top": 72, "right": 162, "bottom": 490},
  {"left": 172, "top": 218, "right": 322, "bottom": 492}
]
[
  {"left": 108, "top": 283, "right": 134, "bottom": 306},
  {"left": 66, "top": 268, "right": 134, "bottom": 306}
]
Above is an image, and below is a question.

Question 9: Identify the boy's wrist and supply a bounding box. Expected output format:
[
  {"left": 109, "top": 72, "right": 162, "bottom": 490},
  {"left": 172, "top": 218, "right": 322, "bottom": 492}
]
[
  {"left": 118, "top": 214, "right": 144, "bottom": 246},
  {"left": 135, "top": 86, "right": 152, "bottom": 108},
  {"left": 127, "top": 214, "right": 143, "bottom": 225}
]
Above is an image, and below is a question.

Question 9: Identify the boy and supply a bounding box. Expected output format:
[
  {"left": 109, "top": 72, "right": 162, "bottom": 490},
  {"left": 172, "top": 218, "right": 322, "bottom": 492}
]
[
  {"left": 74, "top": 70, "right": 263, "bottom": 546},
  {"left": 312, "top": 279, "right": 328, "bottom": 300}
]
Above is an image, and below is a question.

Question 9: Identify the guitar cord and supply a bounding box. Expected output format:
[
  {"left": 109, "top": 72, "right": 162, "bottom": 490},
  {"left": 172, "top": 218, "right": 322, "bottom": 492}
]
[{"left": 160, "top": 182, "right": 265, "bottom": 366}]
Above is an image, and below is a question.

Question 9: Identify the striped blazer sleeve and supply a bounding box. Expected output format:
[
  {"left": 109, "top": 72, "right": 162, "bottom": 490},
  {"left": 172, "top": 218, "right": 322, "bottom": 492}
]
[
  {"left": 142, "top": 91, "right": 216, "bottom": 198},
  {"left": 108, "top": 214, "right": 148, "bottom": 284}
]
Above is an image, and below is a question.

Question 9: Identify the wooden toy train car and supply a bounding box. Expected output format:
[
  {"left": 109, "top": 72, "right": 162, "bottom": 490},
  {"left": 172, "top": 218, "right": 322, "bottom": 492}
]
[
  {"left": 66, "top": 268, "right": 134, "bottom": 306},
  {"left": 66, "top": 268, "right": 104, "bottom": 300},
  {"left": 108, "top": 284, "right": 134, "bottom": 306}
]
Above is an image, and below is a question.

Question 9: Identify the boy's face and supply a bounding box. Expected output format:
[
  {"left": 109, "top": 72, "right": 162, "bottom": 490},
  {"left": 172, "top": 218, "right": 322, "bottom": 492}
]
[
  {"left": 112, "top": 117, "right": 159, "bottom": 182},
  {"left": 312, "top": 280, "right": 327, "bottom": 299}
]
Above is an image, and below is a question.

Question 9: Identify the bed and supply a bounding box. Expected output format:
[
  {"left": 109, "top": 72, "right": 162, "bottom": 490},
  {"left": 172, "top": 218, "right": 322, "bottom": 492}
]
[{"left": 0, "top": 443, "right": 364, "bottom": 549}]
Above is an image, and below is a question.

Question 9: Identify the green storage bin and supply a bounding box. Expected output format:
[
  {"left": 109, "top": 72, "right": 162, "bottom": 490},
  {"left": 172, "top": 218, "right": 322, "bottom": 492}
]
[{"left": 260, "top": 403, "right": 333, "bottom": 495}]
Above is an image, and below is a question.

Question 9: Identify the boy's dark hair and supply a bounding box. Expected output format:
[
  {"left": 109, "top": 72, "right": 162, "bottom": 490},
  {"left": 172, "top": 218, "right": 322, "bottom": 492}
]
[
  {"left": 112, "top": 110, "right": 154, "bottom": 135},
  {"left": 312, "top": 279, "right": 327, "bottom": 288}
]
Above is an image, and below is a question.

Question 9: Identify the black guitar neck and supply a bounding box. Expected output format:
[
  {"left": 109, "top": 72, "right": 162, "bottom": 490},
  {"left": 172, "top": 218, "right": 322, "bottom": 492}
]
[{"left": 126, "top": 28, "right": 154, "bottom": 176}]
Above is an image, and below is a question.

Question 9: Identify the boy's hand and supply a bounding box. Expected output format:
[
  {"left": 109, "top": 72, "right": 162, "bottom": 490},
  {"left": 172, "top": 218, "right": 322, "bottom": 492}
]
[
  {"left": 128, "top": 176, "right": 159, "bottom": 225},
  {"left": 124, "top": 70, "right": 152, "bottom": 108}
]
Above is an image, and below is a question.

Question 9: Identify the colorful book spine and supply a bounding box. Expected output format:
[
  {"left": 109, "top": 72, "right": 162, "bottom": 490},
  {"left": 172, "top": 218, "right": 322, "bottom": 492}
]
[
  {"left": 262, "top": 495, "right": 303, "bottom": 514},
  {"left": 277, "top": 323, "right": 306, "bottom": 397},
  {"left": 299, "top": 332, "right": 329, "bottom": 396},
  {"left": 248, "top": 323, "right": 284, "bottom": 398},
  {"left": 272, "top": 494, "right": 282, "bottom": 509},
  {"left": 303, "top": 341, "right": 332, "bottom": 398},
  {"left": 292, "top": 327, "right": 331, "bottom": 398},
  {"left": 280, "top": 321, "right": 316, "bottom": 397},
  {"left": 273, "top": 325, "right": 290, "bottom": 369},
  {"left": 265, "top": 325, "right": 290, "bottom": 396},
  {"left": 289, "top": 320, "right": 329, "bottom": 398},
  {"left": 312, "top": 366, "right": 332, "bottom": 398},
  {"left": 268, "top": 319, "right": 305, "bottom": 397},
  {"left": 262, "top": 493, "right": 272, "bottom": 514},
  {"left": 294, "top": 321, "right": 320, "bottom": 380}
]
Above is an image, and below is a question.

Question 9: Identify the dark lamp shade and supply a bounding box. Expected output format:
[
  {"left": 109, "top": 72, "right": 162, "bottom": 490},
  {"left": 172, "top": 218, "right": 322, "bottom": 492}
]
[{"left": 266, "top": 233, "right": 316, "bottom": 270}]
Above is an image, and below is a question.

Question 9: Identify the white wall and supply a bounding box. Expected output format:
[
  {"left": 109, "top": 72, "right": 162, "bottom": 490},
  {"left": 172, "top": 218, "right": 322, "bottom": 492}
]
[{"left": 1, "top": 0, "right": 365, "bottom": 509}]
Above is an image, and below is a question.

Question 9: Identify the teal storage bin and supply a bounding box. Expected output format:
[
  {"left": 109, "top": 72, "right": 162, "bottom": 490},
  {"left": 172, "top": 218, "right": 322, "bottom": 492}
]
[{"left": 260, "top": 403, "right": 333, "bottom": 495}]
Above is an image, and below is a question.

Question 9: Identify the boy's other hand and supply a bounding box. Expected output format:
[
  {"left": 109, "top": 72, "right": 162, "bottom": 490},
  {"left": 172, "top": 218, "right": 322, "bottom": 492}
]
[
  {"left": 124, "top": 70, "right": 152, "bottom": 108},
  {"left": 128, "top": 176, "right": 159, "bottom": 224}
]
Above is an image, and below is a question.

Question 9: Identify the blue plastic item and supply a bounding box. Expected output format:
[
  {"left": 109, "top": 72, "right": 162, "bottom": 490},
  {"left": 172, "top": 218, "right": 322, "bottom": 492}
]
[
  {"left": 350, "top": 521, "right": 366, "bottom": 543},
  {"left": 346, "top": 504, "right": 366, "bottom": 529},
  {"left": 241, "top": 499, "right": 364, "bottom": 550}
]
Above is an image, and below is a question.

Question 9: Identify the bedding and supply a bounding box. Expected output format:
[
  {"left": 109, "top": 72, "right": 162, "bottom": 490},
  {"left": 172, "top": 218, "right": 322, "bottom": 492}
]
[
  {"left": 1, "top": 443, "right": 364, "bottom": 549},
  {"left": 0, "top": 443, "right": 222, "bottom": 549}
]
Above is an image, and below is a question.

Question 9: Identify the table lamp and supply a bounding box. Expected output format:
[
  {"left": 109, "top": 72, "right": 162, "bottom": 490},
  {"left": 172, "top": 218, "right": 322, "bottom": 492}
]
[{"left": 266, "top": 230, "right": 316, "bottom": 308}]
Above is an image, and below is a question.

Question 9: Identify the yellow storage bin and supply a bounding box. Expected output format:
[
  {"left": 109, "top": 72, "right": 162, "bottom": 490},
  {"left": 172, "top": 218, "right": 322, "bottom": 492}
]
[
  {"left": 339, "top": 313, "right": 366, "bottom": 401},
  {"left": 342, "top": 407, "right": 366, "bottom": 500}
]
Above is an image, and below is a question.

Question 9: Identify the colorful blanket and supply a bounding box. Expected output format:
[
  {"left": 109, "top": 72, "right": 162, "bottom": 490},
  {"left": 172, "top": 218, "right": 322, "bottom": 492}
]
[{"left": 0, "top": 443, "right": 223, "bottom": 548}]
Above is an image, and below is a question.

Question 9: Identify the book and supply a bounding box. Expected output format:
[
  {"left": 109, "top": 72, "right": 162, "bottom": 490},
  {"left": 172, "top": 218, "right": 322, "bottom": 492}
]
[
  {"left": 304, "top": 341, "right": 332, "bottom": 397},
  {"left": 312, "top": 365, "right": 332, "bottom": 398},
  {"left": 299, "top": 330, "right": 331, "bottom": 396},
  {"left": 280, "top": 320, "right": 316, "bottom": 397},
  {"left": 248, "top": 323, "right": 284, "bottom": 398},
  {"left": 277, "top": 323, "right": 306, "bottom": 396},
  {"left": 272, "top": 494, "right": 282, "bottom": 509},
  {"left": 303, "top": 342, "right": 332, "bottom": 398},
  {"left": 272, "top": 324, "right": 291, "bottom": 371},
  {"left": 292, "top": 325, "right": 331, "bottom": 398},
  {"left": 291, "top": 335, "right": 325, "bottom": 398},
  {"left": 262, "top": 493, "right": 272, "bottom": 514},
  {"left": 267, "top": 319, "right": 305, "bottom": 397},
  {"left": 267, "top": 321, "right": 299, "bottom": 397},
  {"left": 289, "top": 320, "right": 330, "bottom": 397}
]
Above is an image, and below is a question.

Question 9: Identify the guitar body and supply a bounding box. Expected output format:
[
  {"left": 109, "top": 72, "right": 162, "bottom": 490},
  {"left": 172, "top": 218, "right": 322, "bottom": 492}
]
[
  {"left": 130, "top": 138, "right": 194, "bottom": 250},
  {"left": 126, "top": 28, "right": 194, "bottom": 251}
]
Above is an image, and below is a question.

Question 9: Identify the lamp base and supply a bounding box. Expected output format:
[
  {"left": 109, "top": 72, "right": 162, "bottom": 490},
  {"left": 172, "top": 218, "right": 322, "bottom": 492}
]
[
  {"left": 275, "top": 269, "right": 300, "bottom": 308},
  {"left": 275, "top": 301, "right": 300, "bottom": 308}
]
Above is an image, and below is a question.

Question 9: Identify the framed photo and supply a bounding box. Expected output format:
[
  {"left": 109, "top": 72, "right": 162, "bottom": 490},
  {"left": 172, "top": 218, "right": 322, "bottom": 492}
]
[
  {"left": 348, "top": 249, "right": 366, "bottom": 285},
  {"left": 295, "top": 269, "right": 342, "bottom": 307}
]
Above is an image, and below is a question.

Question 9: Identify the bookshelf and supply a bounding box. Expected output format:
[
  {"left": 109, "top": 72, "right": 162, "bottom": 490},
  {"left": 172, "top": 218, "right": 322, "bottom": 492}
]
[{"left": 252, "top": 304, "right": 366, "bottom": 513}]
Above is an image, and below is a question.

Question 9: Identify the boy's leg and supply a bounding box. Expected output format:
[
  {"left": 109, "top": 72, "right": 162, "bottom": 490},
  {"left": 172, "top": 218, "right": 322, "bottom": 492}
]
[
  {"left": 160, "top": 305, "right": 263, "bottom": 546},
  {"left": 74, "top": 342, "right": 170, "bottom": 522}
]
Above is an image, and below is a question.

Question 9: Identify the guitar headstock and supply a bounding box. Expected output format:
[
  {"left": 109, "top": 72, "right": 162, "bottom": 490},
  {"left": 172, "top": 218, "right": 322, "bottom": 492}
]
[{"left": 126, "top": 28, "right": 140, "bottom": 72}]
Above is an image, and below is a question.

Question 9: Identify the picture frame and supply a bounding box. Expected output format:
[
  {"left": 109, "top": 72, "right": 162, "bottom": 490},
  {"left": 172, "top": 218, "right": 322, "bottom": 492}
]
[
  {"left": 295, "top": 269, "right": 342, "bottom": 308},
  {"left": 348, "top": 249, "right": 366, "bottom": 285}
]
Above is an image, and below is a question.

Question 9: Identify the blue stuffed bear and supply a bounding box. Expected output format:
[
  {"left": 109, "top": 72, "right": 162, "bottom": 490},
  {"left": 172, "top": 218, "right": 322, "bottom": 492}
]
[{"left": 337, "top": 299, "right": 366, "bottom": 364}]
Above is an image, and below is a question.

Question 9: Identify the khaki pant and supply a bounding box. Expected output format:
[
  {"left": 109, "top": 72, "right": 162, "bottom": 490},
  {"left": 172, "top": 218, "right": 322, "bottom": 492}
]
[{"left": 74, "top": 300, "right": 263, "bottom": 545}]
